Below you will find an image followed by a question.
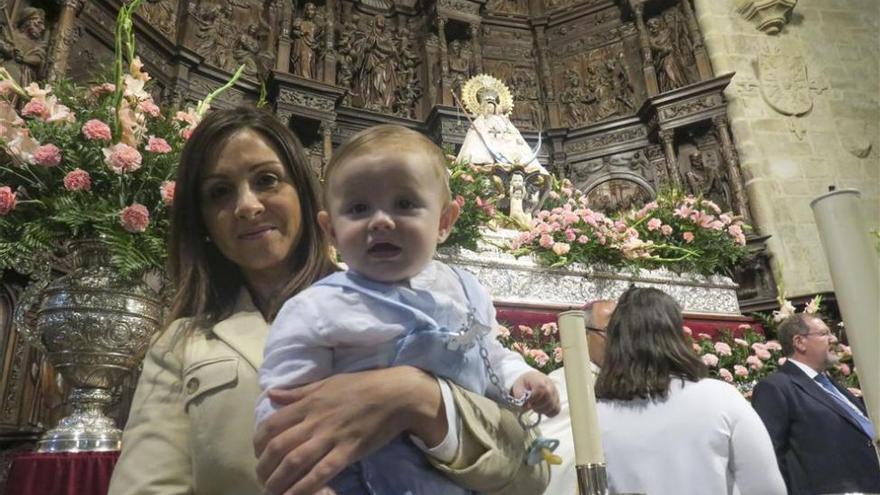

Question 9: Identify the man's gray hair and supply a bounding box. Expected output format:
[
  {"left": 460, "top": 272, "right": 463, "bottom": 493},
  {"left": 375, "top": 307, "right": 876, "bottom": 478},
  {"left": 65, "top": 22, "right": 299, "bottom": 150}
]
[{"left": 778, "top": 313, "right": 821, "bottom": 357}]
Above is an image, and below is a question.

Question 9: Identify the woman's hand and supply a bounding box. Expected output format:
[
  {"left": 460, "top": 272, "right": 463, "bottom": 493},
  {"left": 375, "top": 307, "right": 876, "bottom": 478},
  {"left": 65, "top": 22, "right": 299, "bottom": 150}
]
[{"left": 253, "top": 366, "right": 446, "bottom": 495}]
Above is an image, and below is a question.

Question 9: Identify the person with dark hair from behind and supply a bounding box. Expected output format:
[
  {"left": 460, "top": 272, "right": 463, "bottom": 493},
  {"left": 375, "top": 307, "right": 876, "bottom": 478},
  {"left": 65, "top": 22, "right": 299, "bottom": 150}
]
[
  {"left": 595, "top": 287, "right": 785, "bottom": 495},
  {"left": 752, "top": 313, "right": 880, "bottom": 495}
]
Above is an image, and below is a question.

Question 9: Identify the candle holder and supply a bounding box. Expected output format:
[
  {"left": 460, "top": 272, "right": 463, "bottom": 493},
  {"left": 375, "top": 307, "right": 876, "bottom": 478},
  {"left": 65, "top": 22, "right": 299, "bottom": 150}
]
[{"left": 576, "top": 463, "right": 608, "bottom": 495}]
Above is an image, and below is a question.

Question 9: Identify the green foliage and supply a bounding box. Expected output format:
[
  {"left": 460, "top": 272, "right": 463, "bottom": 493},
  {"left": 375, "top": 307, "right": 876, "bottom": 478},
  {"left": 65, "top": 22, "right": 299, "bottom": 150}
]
[{"left": 444, "top": 158, "right": 498, "bottom": 251}]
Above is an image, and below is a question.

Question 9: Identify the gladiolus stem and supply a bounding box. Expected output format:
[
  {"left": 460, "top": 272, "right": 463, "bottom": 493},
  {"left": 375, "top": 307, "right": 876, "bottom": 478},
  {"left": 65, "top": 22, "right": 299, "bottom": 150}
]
[{"left": 196, "top": 65, "right": 245, "bottom": 118}]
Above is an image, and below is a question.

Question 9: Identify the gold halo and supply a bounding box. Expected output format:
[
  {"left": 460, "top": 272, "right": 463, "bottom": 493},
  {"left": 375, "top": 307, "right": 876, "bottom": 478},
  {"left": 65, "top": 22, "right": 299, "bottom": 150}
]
[{"left": 460, "top": 74, "right": 514, "bottom": 117}]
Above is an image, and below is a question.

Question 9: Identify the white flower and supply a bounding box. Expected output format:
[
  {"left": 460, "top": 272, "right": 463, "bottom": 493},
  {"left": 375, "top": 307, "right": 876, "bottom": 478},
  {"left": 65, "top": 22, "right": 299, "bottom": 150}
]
[{"left": 772, "top": 299, "right": 796, "bottom": 322}]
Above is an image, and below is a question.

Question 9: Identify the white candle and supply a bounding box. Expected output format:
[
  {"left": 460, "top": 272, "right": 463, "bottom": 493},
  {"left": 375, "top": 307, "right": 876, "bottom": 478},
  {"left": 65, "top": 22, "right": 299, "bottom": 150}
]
[
  {"left": 558, "top": 309, "right": 605, "bottom": 465},
  {"left": 811, "top": 189, "right": 880, "bottom": 447}
]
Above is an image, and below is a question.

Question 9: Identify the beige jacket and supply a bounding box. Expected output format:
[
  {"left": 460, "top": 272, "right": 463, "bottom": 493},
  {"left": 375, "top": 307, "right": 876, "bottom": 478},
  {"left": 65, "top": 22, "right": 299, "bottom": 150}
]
[{"left": 108, "top": 290, "right": 548, "bottom": 495}]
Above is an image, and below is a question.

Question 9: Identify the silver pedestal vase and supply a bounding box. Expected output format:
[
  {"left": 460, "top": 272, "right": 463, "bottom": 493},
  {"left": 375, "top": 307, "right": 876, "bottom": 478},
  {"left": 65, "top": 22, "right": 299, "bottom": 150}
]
[{"left": 14, "top": 241, "right": 163, "bottom": 452}]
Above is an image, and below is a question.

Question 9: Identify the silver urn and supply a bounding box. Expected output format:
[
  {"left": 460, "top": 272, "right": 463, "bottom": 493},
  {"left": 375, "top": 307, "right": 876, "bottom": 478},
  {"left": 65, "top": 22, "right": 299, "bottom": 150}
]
[{"left": 14, "top": 242, "right": 163, "bottom": 452}]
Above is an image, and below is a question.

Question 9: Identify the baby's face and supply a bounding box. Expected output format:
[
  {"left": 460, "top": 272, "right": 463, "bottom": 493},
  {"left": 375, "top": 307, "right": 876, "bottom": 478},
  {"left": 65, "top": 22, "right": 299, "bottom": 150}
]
[{"left": 320, "top": 148, "right": 457, "bottom": 283}]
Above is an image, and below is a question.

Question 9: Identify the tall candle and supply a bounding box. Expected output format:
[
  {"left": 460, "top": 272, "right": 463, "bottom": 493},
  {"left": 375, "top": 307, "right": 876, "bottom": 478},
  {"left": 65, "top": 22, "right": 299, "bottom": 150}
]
[
  {"left": 558, "top": 310, "right": 605, "bottom": 465},
  {"left": 811, "top": 189, "right": 880, "bottom": 447}
]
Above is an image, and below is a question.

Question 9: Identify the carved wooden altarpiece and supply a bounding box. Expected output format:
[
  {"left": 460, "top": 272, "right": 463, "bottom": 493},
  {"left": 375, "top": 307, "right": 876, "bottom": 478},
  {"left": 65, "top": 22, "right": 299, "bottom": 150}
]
[{"left": 0, "top": 0, "right": 778, "bottom": 458}]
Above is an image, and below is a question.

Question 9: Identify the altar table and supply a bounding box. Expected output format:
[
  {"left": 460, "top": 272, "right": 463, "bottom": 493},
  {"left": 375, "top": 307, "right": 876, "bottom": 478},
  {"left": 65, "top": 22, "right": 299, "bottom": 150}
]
[{"left": 4, "top": 451, "right": 119, "bottom": 495}]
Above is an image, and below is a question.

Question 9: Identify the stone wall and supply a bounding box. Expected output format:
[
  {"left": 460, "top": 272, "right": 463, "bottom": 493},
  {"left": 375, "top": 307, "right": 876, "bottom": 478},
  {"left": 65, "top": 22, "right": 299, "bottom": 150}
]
[{"left": 693, "top": 0, "right": 879, "bottom": 297}]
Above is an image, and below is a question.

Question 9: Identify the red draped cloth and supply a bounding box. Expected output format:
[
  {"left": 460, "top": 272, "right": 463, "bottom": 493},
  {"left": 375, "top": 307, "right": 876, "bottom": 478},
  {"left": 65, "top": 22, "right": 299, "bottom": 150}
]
[{"left": 5, "top": 451, "right": 119, "bottom": 495}]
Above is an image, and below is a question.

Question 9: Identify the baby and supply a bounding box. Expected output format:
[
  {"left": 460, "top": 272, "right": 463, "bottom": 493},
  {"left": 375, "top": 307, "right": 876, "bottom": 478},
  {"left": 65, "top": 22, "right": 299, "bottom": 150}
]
[{"left": 257, "top": 124, "right": 558, "bottom": 494}]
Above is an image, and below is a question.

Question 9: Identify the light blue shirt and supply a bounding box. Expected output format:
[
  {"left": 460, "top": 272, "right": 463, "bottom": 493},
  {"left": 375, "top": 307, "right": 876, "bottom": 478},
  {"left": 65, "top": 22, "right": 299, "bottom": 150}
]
[{"left": 258, "top": 261, "right": 532, "bottom": 495}]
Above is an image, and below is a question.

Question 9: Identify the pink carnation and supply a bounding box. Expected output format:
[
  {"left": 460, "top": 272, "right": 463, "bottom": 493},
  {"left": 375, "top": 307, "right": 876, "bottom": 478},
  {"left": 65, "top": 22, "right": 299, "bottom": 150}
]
[
  {"left": 103, "top": 143, "right": 142, "bottom": 174},
  {"left": 683, "top": 232, "right": 695, "bottom": 243},
  {"left": 719, "top": 368, "right": 734, "bottom": 382},
  {"left": 734, "top": 365, "right": 749, "bottom": 377},
  {"left": 837, "top": 363, "right": 851, "bottom": 376},
  {"left": 90, "top": 82, "right": 116, "bottom": 96},
  {"left": 697, "top": 333, "right": 712, "bottom": 341},
  {"left": 147, "top": 136, "right": 172, "bottom": 154},
  {"left": 454, "top": 195, "right": 465, "bottom": 208},
  {"left": 160, "top": 180, "right": 175, "bottom": 206},
  {"left": 518, "top": 325, "right": 534, "bottom": 337},
  {"left": 682, "top": 326, "right": 693, "bottom": 336},
  {"left": 552, "top": 242, "right": 571, "bottom": 255},
  {"left": 647, "top": 218, "right": 662, "bottom": 231},
  {"left": 734, "top": 338, "right": 749, "bottom": 347},
  {"left": 660, "top": 224, "right": 673, "bottom": 236},
  {"left": 32, "top": 144, "right": 62, "bottom": 167},
  {"left": 746, "top": 355, "right": 763, "bottom": 370},
  {"left": 778, "top": 357, "right": 787, "bottom": 366},
  {"left": 180, "top": 126, "right": 194, "bottom": 140},
  {"left": 701, "top": 353, "right": 719, "bottom": 367},
  {"left": 755, "top": 349, "right": 772, "bottom": 360},
  {"left": 138, "top": 99, "right": 161, "bottom": 117},
  {"left": 714, "top": 342, "right": 732, "bottom": 356},
  {"left": 82, "top": 119, "right": 112, "bottom": 141},
  {"left": 528, "top": 349, "right": 550, "bottom": 368},
  {"left": 553, "top": 346, "right": 563, "bottom": 363},
  {"left": 765, "top": 341, "right": 782, "bottom": 352},
  {"left": 541, "top": 322, "right": 558, "bottom": 336},
  {"left": 119, "top": 203, "right": 150, "bottom": 233},
  {"left": 496, "top": 325, "right": 510, "bottom": 340},
  {"left": 21, "top": 99, "right": 47, "bottom": 118},
  {"left": 0, "top": 186, "right": 17, "bottom": 215},
  {"left": 577, "top": 234, "right": 589, "bottom": 244},
  {"left": 539, "top": 234, "right": 554, "bottom": 248},
  {"left": 63, "top": 169, "right": 92, "bottom": 191}
]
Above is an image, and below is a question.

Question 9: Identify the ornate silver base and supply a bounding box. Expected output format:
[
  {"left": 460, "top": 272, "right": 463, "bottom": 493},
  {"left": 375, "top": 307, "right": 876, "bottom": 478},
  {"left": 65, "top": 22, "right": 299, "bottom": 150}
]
[{"left": 37, "top": 388, "right": 121, "bottom": 452}]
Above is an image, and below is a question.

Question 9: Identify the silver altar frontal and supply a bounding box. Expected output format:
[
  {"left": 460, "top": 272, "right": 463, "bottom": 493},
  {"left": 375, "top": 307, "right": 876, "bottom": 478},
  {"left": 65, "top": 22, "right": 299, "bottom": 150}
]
[{"left": 438, "top": 229, "right": 740, "bottom": 316}]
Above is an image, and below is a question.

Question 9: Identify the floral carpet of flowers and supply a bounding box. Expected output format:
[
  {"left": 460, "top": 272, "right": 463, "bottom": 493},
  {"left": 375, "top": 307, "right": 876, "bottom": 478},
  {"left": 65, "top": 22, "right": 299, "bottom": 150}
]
[{"left": 0, "top": 1, "right": 239, "bottom": 279}]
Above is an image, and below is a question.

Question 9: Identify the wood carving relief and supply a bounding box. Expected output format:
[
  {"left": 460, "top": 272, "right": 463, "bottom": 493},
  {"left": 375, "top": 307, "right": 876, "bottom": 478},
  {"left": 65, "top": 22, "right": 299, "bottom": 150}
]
[
  {"left": 0, "top": 6, "right": 49, "bottom": 88},
  {"left": 140, "top": 0, "right": 178, "bottom": 39}
]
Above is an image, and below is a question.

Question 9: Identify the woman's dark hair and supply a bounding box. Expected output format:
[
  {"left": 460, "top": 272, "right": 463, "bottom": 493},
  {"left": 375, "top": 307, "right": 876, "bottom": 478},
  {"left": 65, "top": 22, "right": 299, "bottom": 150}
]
[
  {"left": 166, "top": 106, "right": 336, "bottom": 330},
  {"left": 595, "top": 287, "right": 708, "bottom": 401}
]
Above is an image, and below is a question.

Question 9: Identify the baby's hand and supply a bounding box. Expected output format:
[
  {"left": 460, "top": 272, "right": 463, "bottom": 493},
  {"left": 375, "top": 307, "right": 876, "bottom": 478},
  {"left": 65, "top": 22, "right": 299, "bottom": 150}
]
[{"left": 512, "top": 370, "right": 560, "bottom": 417}]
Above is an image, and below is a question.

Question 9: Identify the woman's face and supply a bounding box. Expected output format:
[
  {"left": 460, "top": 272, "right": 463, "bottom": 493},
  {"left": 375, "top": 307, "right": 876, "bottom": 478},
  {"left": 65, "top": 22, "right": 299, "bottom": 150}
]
[{"left": 200, "top": 129, "right": 303, "bottom": 287}]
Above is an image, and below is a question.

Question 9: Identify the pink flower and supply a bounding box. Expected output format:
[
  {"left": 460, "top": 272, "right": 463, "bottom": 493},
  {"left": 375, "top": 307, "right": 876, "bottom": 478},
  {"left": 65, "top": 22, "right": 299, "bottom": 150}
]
[
  {"left": 765, "top": 340, "right": 782, "bottom": 352},
  {"left": 541, "top": 322, "right": 558, "bottom": 336},
  {"left": 90, "top": 82, "right": 116, "bottom": 96},
  {"left": 734, "top": 365, "right": 749, "bottom": 377},
  {"left": 756, "top": 349, "right": 772, "bottom": 361},
  {"left": 119, "top": 203, "right": 150, "bottom": 233},
  {"left": 0, "top": 79, "right": 16, "bottom": 96},
  {"left": 147, "top": 136, "right": 172, "bottom": 154},
  {"left": 697, "top": 333, "right": 712, "bottom": 341},
  {"left": 82, "top": 119, "right": 112, "bottom": 141},
  {"left": 0, "top": 186, "right": 17, "bottom": 215},
  {"left": 682, "top": 232, "right": 695, "bottom": 243},
  {"left": 682, "top": 326, "right": 693, "bottom": 336},
  {"left": 103, "top": 143, "right": 142, "bottom": 174},
  {"left": 518, "top": 325, "right": 534, "bottom": 337},
  {"left": 734, "top": 338, "right": 749, "bottom": 347},
  {"left": 778, "top": 357, "right": 787, "bottom": 366},
  {"left": 137, "top": 99, "right": 161, "bottom": 117},
  {"left": 180, "top": 126, "right": 194, "bottom": 141},
  {"left": 496, "top": 325, "right": 511, "bottom": 340},
  {"left": 154, "top": 182, "right": 175, "bottom": 208},
  {"left": 719, "top": 368, "right": 734, "bottom": 382},
  {"left": 647, "top": 218, "right": 662, "bottom": 231},
  {"left": 564, "top": 228, "right": 576, "bottom": 242},
  {"left": 553, "top": 346, "right": 563, "bottom": 363},
  {"left": 660, "top": 224, "right": 673, "bottom": 236},
  {"left": 175, "top": 109, "right": 198, "bottom": 126},
  {"left": 837, "top": 363, "right": 851, "bottom": 376},
  {"left": 539, "top": 234, "right": 554, "bottom": 248},
  {"left": 32, "top": 144, "right": 62, "bottom": 167},
  {"left": 512, "top": 341, "right": 528, "bottom": 355},
  {"left": 21, "top": 99, "right": 47, "bottom": 118},
  {"left": 528, "top": 349, "right": 550, "bottom": 368},
  {"left": 577, "top": 234, "right": 589, "bottom": 244},
  {"left": 714, "top": 342, "right": 732, "bottom": 356},
  {"left": 701, "top": 353, "right": 719, "bottom": 367},
  {"left": 475, "top": 197, "right": 495, "bottom": 216},
  {"left": 746, "top": 355, "right": 763, "bottom": 370},
  {"left": 63, "top": 169, "right": 91, "bottom": 191},
  {"left": 454, "top": 195, "right": 465, "bottom": 208},
  {"left": 552, "top": 242, "right": 570, "bottom": 256}
]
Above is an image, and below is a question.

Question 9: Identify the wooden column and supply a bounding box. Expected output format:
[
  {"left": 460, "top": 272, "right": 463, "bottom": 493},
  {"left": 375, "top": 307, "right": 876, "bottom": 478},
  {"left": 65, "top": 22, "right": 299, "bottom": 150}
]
[
  {"left": 322, "top": 2, "right": 336, "bottom": 84},
  {"left": 275, "top": 1, "right": 294, "bottom": 73},
  {"left": 659, "top": 129, "right": 681, "bottom": 187},
  {"left": 469, "top": 23, "right": 482, "bottom": 73},
  {"left": 49, "top": 0, "right": 84, "bottom": 80},
  {"left": 679, "top": 0, "right": 712, "bottom": 80},
  {"left": 713, "top": 115, "right": 752, "bottom": 223},
  {"left": 631, "top": 1, "right": 659, "bottom": 96},
  {"left": 320, "top": 120, "right": 336, "bottom": 180},
  {"left": 438, "top": 16, "right": 452, "bottom": 106}
]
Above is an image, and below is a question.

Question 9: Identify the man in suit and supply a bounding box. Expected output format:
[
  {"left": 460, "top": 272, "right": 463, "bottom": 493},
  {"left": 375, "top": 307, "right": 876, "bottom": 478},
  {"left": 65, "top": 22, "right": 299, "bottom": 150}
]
[
  {"left": 752, "top": 313, "right": 880, "bottom": 494},
  {"left": 542, "top": 299, "right": 616, "bottom": 495}
]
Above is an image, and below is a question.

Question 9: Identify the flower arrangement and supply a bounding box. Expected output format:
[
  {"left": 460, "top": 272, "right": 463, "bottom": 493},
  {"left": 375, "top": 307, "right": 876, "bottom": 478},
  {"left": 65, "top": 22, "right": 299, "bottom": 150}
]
[
  {"left": 444, "top": 158, "right": 498, "bottom": 251},
  {"left": 510, "top": 186, "right": 749, "bottom": 276},
  {"left": 496, "top": 321, "right": 563, "bottom": 375},
  {"left": 0, "top": 0, "right": 241, "bottom": 279}
]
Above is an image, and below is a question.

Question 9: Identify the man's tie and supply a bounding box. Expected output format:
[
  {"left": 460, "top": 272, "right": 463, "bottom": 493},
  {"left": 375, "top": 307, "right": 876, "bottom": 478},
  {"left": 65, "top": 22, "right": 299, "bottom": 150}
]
[{"left": 814, "top": 373, "right": 876, "bottom": 439}]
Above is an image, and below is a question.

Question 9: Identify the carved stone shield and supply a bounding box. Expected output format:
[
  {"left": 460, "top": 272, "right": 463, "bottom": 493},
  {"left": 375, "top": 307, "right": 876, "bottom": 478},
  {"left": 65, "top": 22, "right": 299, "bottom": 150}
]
[{"left": 758, "top": 46, "right": 812, "bottom": 116}]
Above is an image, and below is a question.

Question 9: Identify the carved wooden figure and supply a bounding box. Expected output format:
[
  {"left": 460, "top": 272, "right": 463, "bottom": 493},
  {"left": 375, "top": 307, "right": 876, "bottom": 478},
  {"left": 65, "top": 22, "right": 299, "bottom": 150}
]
[
  {"left": 0, "top": 7, "right": 48, "bottom": 88},
  {"left": 291, "top": 2, "right": 322, "bottom": 79}
]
